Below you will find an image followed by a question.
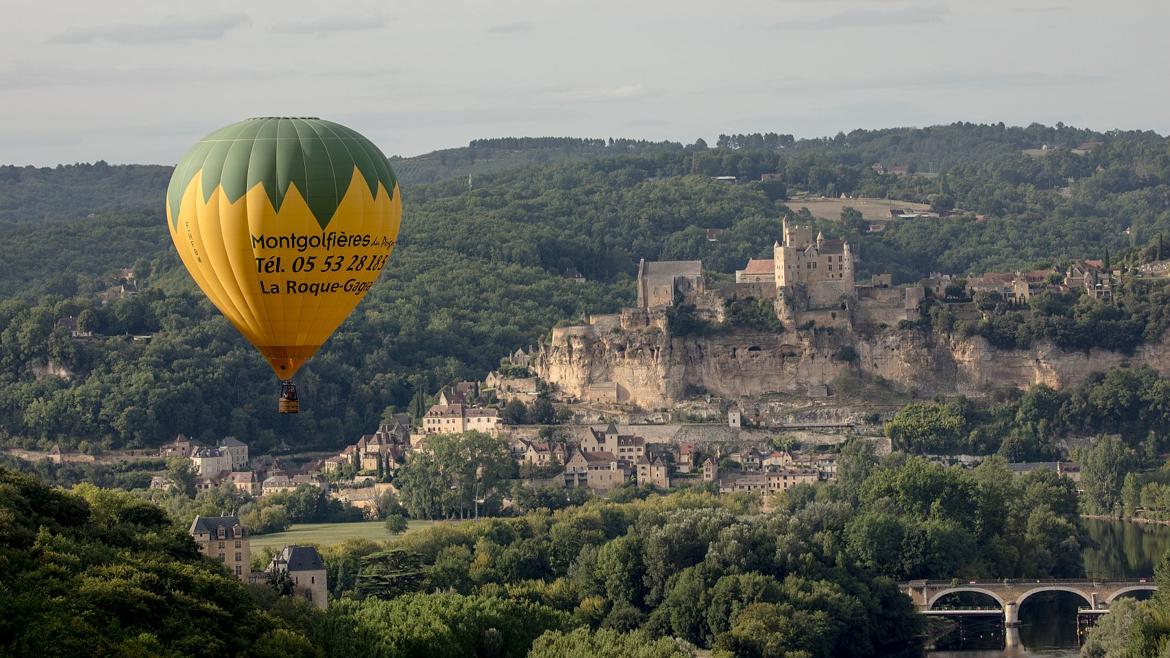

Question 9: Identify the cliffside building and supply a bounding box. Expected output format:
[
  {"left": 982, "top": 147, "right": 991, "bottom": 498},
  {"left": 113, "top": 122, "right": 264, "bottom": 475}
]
[
  {"left": 774, "top": 219, "right": 854, "bottom": 308},
  {"left": 735, "top": 259, "right": 776, "bottom": 284},
  {"left": 636, "top": 259, "right": 704, "bottom": 308}
]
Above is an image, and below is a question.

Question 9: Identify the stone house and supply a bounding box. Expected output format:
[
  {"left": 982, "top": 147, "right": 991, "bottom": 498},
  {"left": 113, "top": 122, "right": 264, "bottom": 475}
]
[
  {"left": 514, "top": 439, "right": 563, "bottom": 467},
  {"left": 702, "top": 457, "right": 719, "bottom": 482},
  {"left": 729, "top": 447, "right": 763, "bottom": 471},
  {"left": 218, "top": 437, "right": 249, "bottom": 471},
  {"left": 159, "top": 434, "right": 202, "bottom": 459},
  {"left": 1065, "top": 260, "right": 1113, "bottom": 300},
  {"left": 422, "top": 403, "right": 500, "bottom": 437},
  {"left": 189, "top": 515, "right": 250, "bottom": 581},
  {"left": 582, "top": 423, "right": 646, "bottom": 464},
  {"left": 227, "top": 471, "right": 260, "bottom": 496},
  {"left": 438, "top": 382, "right": 480, "bottom": 406},
  {"left": 262, "top": 474, "right": 325, "bottom": 497},
  {"left": 676, "top": 443, "right": 699, "bottom": 474},
  {"left": 718, "top": 469, "right": 818, "bottom": 495},
  {"left": 190, "top": 447, "right": 233, "bottom": 479},
  {"left": 564, "top": 449, "right": 629, "bottom": 490},
  {"left": 268, "top": 545, "right": 328, "bottom": 610},
  {"left": 636, "top": 455, "right": 670, "bottom": 489},
  {"left": 762, "top": 451, "right": 794, "bottom": 469}
]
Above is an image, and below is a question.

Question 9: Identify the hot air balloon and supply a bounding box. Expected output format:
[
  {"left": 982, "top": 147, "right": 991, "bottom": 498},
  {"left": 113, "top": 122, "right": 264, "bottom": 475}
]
[{"left": 165, "top": 117, "right": 402, "bottom": 413}]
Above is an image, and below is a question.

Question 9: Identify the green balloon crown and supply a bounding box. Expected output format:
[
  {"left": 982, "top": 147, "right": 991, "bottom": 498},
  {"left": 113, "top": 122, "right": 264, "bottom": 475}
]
[{"left": 167, "top": 117, "right": 398, "bottom": 230}]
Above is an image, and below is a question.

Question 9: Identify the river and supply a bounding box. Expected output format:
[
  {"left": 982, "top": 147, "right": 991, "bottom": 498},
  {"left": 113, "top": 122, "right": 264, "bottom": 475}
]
[{"left": 925, "top": 519, "right": 1170, "bottom": 657}]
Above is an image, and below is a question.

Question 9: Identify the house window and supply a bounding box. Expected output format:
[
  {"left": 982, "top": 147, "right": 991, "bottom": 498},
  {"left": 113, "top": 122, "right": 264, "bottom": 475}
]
[
  {"left": 236, "top": 552, "right": 242, "bottom": 562},
  {"left": 236, "top": 565, "right": 242, "bottom": 575},
  {"left": 311, "top": 576, "right": 315, "bottom": 584},
  {"left": 235, "top": 540, "right": 241, "bottom": 548},
  {"left": 218, "top": 553, "right": 225, "bottom": 561},
  {"left": 218, "top": 541, "right": 225, "bottom": 549}
]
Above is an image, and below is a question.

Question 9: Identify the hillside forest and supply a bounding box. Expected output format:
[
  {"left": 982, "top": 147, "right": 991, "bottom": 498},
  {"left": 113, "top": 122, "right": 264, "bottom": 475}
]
[{"left": 1, "top": 123, "right": 1170, "bottom": 451}]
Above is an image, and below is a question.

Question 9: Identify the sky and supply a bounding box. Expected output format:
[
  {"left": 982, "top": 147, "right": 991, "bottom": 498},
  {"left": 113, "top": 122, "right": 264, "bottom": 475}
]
[{"left": 1, "top": 0, "right": 1167, "bottom": 166}]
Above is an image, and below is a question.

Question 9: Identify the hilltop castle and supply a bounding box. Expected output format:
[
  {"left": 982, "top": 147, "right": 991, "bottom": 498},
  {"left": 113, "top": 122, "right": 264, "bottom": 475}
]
[
  {"left": 774, "top": 218, "right": 855, "bottom": 309},
  {"left": 618, "top": 216, "right": 918, "bottom": 332}
]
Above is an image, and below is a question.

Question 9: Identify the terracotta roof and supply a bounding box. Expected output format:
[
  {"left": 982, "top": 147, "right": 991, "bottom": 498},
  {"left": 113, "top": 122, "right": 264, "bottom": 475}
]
[
  {"left": 741, "top": 259, "right": 775, "bottom": 275},
  {"left": 584, "top": 451, "right": 619, "bottom": 463}
]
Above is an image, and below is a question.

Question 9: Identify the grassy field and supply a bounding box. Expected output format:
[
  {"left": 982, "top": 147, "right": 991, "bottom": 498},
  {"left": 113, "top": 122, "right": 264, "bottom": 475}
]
[
  {"left": 250, "top": 520, "right": 438, "bottom": 552},
  {"left": 786, "top": 196, "right": 932, "bottom": 221}
]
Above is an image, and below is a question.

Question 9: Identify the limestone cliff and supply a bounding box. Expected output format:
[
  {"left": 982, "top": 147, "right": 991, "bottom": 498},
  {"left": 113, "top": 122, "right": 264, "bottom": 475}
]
[{"left": 536, "top": 325, "right": 1170, "bottom": 409}]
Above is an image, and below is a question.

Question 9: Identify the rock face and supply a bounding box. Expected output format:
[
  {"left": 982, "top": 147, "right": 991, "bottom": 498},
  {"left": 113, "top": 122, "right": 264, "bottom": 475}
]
[{"left": 536, "top": 325, "right": 1170, "bottom": 409}]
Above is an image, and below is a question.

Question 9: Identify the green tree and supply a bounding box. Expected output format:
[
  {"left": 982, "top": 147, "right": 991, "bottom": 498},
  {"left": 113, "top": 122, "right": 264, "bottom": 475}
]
[
  {"left": 1079, "top": 436, "right": 1139, "bottom": 516},
  {"left": 164, "top": 455, "right": 196, "bottom": 498},
  {"left": 384, "top": 512, "right": 408, "bottom": 535},
  {"left": 354, "top": 549, "right": 427, "bottom": 600},
  {"left": 528, "top": 628, "right": 691, "bottom": 658},
  {"left": 884, "top": 402, "right": 967, "bottom": 453}
]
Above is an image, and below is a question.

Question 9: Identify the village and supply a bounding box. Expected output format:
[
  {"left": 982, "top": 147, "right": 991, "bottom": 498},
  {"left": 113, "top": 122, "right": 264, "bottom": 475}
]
[
  {"left": 29, "top": 215, "right": 1118, "bottom": 522},
  {"left": 148, "top": 376, "right": 842, "bottom": 514}
]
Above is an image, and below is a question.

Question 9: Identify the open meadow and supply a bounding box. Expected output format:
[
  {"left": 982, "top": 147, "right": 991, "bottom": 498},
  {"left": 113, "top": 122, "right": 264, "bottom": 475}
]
[
  {"left": 250, "top": 519, "right": 439, "bottom": 551},
  {"left": 786, "top": 196, "right": 932, "bottom": 221}
]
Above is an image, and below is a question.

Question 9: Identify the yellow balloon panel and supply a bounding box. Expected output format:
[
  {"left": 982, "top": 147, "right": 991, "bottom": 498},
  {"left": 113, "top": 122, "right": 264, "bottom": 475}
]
[{"left": 167, "top": 168, "right": 401, "bottom": 379}]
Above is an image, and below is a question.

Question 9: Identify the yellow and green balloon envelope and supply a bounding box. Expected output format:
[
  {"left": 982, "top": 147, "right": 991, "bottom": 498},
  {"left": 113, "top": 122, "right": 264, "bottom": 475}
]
[{"left": 166, "top": 117, "right": 401, "bottom": 406}]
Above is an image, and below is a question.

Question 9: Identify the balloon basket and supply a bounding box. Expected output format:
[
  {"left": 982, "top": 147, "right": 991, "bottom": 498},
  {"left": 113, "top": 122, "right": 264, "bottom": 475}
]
[{"left": 278, "top": 382, "right": 300, "bottom": 414}]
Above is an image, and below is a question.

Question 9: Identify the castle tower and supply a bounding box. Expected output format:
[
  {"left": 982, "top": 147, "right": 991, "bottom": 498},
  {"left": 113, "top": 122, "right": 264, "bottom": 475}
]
[{"left": 782, "top": 218, "right": 813, "bottom": 249}]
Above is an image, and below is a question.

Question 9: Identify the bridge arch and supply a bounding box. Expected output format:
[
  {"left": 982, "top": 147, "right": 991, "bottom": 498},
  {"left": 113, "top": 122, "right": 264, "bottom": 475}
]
[
  {"left": 926, "top": 587, "right": 1006, "bottom": 610},
  {"left": 1106, "top": 586, "right": 1158, "bottom": 603},
  {"left": 1015, "top": 586, "right": 1095, "bottom": 610}
]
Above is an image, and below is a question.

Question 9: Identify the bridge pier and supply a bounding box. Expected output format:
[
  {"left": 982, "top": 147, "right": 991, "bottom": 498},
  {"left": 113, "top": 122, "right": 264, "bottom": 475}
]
[
  {"left": 1004, "top": 601, "right": 1019, "bottom": 628},
  {"left": 1005, "top": 625, "right": 1020, "bottom": 648}
]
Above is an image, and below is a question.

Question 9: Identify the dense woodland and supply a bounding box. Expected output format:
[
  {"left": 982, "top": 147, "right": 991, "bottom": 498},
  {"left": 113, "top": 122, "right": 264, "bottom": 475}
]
[{"left": 1, "top": 123, "right": 1169, "bottom": 451}]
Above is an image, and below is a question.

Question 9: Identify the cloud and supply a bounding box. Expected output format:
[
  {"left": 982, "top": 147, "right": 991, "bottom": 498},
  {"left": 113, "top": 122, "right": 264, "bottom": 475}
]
[
  {"left": 488, "top": 21, "right": 534, "bottom": 34},
  {"left": 767, "top": 5, "right": 947, "bottom": 30},
  {"left": 603, "top": 84, "right": 647, "bottom": 99},
  {"left": 708, "top": 70, "right": 1110, "bottom": 96},
  {"left": 0, "top": 62, "right": 267, "bottom": 90},
  {"left": 1012, "top": 5, "right": 1068, "bottom": 13},
  {"left": 0, "top": 60, "right": 402, "bottom": 91},
  {"left": 269, "top": 14, "right": 390, "bottom": 35},
  {"left": 336, "top": 106, "right": 584, "bottom": 128},
  {"left": 543, "top": 83, "right": 656, "bottom": 103},
  {"left": 48, "top": 13, "right": 249, "bottom": 44}
]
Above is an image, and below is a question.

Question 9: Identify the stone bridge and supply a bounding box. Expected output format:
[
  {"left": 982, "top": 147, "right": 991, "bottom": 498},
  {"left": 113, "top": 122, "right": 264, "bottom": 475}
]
[{"left": 901, "top": 579, "right": 1157, "bottom": 628}]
